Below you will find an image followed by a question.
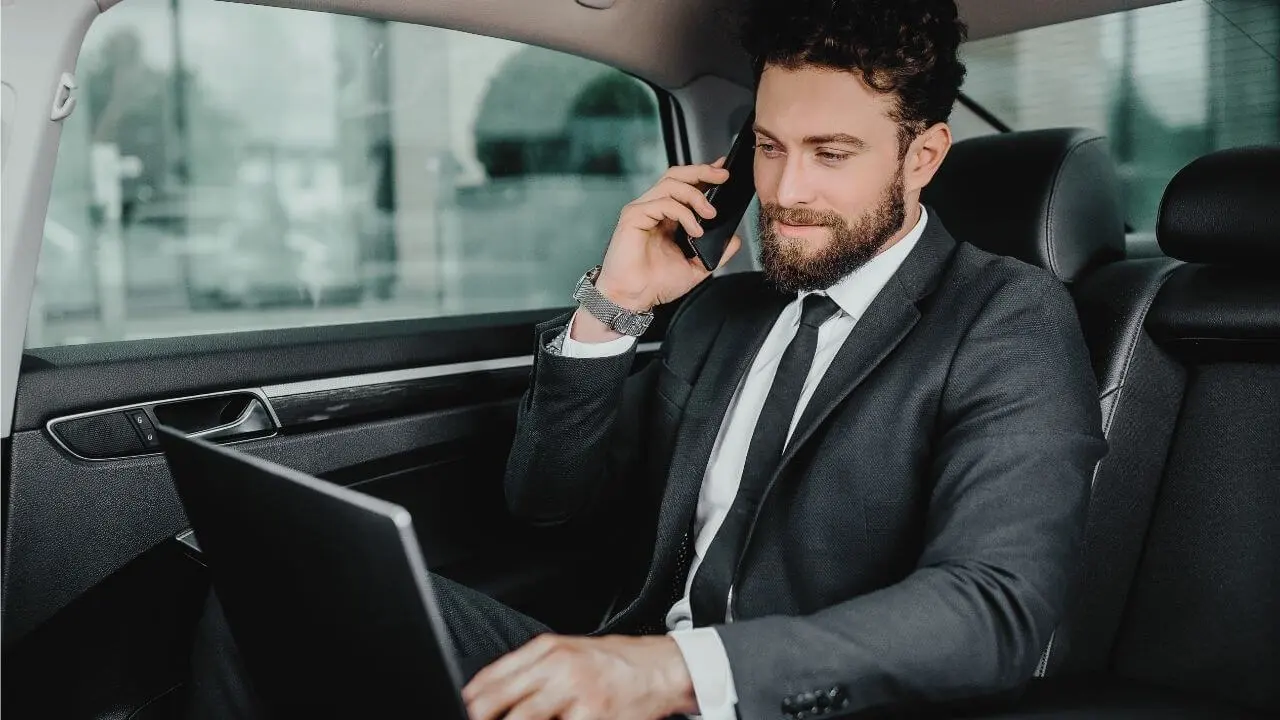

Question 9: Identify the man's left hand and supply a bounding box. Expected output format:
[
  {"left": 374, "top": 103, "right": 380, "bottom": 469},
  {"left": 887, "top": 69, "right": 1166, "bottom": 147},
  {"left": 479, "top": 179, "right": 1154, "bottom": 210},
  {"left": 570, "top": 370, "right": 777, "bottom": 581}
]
[{"left": 462, "top": 633, "right": 697, "bottom": 720}]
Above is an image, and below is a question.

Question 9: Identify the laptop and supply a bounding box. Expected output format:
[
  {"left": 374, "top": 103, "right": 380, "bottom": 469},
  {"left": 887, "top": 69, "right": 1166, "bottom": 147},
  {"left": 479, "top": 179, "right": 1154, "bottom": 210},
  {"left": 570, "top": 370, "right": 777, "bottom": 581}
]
[{"left": 158, "top": 425, "right": 470, "bottom": 718}]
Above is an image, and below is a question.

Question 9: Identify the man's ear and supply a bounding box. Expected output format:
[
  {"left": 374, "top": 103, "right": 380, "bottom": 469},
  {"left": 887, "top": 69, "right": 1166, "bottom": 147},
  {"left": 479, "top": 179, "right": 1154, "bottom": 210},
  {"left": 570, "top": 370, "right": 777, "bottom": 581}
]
[{"left": 903, "top": 122, "right": 952, "bottom": 194}]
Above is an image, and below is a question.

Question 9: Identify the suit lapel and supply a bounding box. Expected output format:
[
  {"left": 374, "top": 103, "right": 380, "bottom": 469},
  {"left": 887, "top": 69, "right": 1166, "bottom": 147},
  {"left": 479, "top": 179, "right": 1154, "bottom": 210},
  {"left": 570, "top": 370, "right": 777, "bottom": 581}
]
[
  {"left": 780, "top": 216, "right": 958, "bottom": 470},
  {"left": 648, "top": 283, "right": 790, "bottom": 567}
]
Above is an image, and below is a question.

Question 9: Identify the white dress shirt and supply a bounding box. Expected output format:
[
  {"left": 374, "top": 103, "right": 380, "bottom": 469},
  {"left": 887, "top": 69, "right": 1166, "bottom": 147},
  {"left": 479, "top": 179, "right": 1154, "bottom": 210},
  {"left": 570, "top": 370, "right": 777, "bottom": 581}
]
[{"left": 560, "top": 207, "right": 928, "bottom": 719}]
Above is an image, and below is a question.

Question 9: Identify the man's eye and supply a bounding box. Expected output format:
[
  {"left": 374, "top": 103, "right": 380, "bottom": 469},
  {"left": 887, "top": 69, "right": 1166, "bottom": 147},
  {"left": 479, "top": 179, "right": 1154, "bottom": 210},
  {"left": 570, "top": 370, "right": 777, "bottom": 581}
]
[
  {"left": 758, "top": 143, "right": 782, "bottom": 157},
  {"left": 817, "top": 151, "right": 850, "bottom": 163}
]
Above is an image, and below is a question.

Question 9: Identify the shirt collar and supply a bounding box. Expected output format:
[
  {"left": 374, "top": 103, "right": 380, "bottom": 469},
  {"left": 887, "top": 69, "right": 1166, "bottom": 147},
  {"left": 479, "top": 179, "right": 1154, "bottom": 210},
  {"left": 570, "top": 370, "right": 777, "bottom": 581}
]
[{"left": 799, "top": 204, "right": 928, "bottom": 322}]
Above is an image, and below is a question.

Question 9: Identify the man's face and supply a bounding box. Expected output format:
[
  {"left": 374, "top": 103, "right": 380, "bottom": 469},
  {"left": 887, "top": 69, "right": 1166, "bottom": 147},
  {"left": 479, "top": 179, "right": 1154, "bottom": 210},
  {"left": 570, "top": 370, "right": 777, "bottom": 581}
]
[{"left": 752, "top": 64, "right": 911, "bottom": 292}]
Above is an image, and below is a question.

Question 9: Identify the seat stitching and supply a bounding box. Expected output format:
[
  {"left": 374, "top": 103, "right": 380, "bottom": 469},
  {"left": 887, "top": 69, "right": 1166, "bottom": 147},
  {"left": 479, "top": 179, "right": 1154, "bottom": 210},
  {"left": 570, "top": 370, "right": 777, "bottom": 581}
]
[
  {"left": 1045, "top": 135, "right": 1107, "bottom": 281},
  {"left": 1098, "top": 261, "right": 1179, "bottom": 462},
  {"left": 125, "top": 682, "right": 185, "bottom": 720}
]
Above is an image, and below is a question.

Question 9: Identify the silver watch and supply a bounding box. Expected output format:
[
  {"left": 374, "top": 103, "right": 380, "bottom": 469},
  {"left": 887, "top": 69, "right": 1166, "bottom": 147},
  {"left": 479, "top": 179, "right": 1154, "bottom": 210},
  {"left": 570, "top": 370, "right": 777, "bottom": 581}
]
[{"left": 572, "top": 265, "right": 654, "bottom": 337}]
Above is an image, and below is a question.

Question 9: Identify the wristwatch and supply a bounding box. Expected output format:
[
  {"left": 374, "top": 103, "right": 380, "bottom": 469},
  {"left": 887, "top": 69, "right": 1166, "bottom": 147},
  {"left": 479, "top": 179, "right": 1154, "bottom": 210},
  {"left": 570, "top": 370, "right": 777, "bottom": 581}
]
[{"left": 572, "top": 265, "right": 654, "bottom": 337}]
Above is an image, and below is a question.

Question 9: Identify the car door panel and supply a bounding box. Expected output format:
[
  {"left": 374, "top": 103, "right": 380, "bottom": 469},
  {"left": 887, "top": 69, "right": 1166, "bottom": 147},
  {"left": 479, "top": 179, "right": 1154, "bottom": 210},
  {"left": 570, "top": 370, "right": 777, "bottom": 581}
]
[
  {"left": 5, "top": 396, "right": 506, "bottom": 638},
  {"left": 4, "top": 539, "right": 208, "bottom": 720},
  {"left": 4, "top": 321, "right": 674, "bottom": 637},
  {"left": 2, "top": 303, "right": 673, "bottom": 719},
  {"left": 3, "top": 406, "right": 554, "bottom": 720}
]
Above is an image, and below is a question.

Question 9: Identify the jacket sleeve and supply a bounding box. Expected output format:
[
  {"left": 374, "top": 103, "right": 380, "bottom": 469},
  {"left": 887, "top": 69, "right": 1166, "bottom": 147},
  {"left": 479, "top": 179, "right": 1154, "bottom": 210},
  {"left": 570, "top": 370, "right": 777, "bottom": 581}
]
[
  {"left": 714, "top": 274, "right": 1107, "bottom": 718},
  {"left": 502, "top": 312, "right": 651, "bottom": 526},
  {"left": 503, "top": 278, "right": 717, "bottom": 526}
]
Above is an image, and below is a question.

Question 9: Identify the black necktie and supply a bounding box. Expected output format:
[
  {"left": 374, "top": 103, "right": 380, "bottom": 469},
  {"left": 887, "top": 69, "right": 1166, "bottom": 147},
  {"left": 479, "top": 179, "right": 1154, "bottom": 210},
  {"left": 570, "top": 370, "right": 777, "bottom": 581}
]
[{"left": 690, "top": 293, "right": 841, "bottom": 626}]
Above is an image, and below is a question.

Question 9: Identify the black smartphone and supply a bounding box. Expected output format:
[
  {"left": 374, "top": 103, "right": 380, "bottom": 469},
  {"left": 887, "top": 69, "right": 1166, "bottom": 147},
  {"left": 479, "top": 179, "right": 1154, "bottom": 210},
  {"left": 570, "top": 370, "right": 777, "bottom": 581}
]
[{"left": 675, "top": 111, "right": 757, "bottom": 271}]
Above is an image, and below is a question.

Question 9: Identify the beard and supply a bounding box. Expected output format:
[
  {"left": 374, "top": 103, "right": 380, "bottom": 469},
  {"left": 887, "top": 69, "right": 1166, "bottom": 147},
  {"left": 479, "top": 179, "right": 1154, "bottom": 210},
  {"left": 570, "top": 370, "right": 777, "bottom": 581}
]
[{"left": 757, "top": 169, "right": 907, "bottom": 293}]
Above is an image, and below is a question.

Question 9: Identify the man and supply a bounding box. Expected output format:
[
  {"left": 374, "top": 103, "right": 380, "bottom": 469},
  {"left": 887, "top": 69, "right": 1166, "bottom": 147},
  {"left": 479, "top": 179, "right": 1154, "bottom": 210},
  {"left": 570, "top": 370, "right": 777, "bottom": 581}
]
[
  {"left": 187, "top": 1, "right": 1105, "bottom": 718},
  {"left": 460, "top": 0, "right": 1105, "bottom": 714}
]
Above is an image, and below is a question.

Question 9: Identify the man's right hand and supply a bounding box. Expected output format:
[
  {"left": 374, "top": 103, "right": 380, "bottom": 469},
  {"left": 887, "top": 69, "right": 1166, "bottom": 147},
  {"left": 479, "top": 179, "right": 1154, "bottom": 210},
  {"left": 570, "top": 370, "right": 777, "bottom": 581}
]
[{"left": 571, "top": 159, "right": 744, "bottom": 343}]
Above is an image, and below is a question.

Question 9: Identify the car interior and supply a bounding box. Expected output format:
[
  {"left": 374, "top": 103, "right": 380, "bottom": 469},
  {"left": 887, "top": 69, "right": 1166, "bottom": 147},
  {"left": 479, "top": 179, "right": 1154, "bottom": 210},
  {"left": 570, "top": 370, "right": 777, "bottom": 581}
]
[{"left": 2, "top": 0, "right": 1276, "bottom": 718}]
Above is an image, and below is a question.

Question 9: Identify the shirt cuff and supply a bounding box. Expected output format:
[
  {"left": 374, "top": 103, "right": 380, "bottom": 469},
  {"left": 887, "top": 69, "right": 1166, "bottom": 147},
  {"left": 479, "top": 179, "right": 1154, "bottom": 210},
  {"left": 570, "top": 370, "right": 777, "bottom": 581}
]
[
  {"left": 669, "top": 627, "right": 739, "bottom": 720},
  {"left": 559, "top": 311, "right": 636, "bottom": 358}
]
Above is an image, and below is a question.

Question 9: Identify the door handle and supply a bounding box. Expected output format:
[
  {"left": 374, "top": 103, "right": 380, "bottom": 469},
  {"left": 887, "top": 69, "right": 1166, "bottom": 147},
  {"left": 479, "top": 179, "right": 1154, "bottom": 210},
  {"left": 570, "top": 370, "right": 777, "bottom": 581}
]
[
  {"left": 47, "top": 389, "right": 279, "bottom": 460},
  {"left": 153, "top": 391, "right": 278, "bottom": 442},
  {"left": 190, "top": 397, "right": 274, "bottom": 440}
]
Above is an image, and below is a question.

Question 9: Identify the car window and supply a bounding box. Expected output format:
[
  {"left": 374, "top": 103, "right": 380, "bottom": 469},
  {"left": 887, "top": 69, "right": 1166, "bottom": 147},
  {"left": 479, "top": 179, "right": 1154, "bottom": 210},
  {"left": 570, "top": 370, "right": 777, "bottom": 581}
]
[
  {"left": 962, "top": 0, "right": 1279, "bottom": 230},
  {"left": 28, "top": 0, "right": 668, "bottom": 348}
]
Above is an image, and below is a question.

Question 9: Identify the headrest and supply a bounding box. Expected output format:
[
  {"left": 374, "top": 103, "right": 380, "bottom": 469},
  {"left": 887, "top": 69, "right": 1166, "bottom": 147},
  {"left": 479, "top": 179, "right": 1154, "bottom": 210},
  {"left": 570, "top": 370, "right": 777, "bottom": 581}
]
[
  {"left": 922, "top": 128, "right": 1125, "bottom": 283},
  {"left": 1157, "top": 146, "right": 1280, "bottom": 265}
]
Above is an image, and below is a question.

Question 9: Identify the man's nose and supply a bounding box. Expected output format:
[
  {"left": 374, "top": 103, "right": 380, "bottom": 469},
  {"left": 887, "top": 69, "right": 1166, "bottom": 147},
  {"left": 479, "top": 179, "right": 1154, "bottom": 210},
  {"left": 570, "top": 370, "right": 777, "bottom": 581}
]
[{"left": 775, "top": 156, "right": 814, "bottom": 207}]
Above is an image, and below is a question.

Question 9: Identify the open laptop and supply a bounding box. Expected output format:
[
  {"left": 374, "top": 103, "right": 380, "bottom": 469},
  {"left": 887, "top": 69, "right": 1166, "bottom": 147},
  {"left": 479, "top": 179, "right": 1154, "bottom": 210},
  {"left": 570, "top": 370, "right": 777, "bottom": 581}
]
[{"left": 157, "top": 425, "right": 470, "bottom": 718}]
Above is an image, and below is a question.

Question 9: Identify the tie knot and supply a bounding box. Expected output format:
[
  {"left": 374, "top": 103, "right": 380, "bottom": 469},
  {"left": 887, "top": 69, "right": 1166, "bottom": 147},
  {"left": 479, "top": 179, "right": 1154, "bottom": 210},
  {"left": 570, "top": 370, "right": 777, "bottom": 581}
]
[{"left": 799, "top": 294, "right": 840, "bottom": 328}]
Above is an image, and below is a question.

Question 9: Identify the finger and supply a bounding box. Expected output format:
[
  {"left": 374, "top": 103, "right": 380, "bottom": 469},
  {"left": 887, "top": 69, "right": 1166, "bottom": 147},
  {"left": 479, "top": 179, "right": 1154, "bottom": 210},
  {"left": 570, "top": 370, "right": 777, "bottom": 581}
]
[
  {"left": 631, "top": 198, "right": 703, "bottom": 238},
  {"left": 466, "top": 663, "right": 548, "bottom": 720},
  {"left": 562, "top": 705, "right": 597, "bottom": 720},
  {"left": 636, "top": 178, "right": 717, "bottom": 219},
  {"left": 659, "top": 162, "right": 730, "bottom": 187},
  {"left": 502, "top": 686, "right": 575, "bottom": 720},
  {"left": 716, "top": 234, "right": 744, "bottom": 269},
  {"left": 712, "top": 155, "right": 727, "bottom": 168},
  {"left": 464, "top": 635, "right": 558, "bottom": 702}
]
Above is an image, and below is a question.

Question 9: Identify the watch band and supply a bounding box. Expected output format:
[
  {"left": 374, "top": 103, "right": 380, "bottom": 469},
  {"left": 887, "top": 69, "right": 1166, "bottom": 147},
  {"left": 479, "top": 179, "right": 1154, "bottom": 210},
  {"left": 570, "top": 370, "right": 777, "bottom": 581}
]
[{"left": 572, "top": 266, "right": 654, "bottom": 337}]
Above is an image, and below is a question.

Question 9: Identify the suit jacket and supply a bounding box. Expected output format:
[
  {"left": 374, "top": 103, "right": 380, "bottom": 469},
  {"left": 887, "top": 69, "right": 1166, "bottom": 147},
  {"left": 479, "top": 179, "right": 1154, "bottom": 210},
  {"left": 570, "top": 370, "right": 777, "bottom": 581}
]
[{"left": 503, "top": 215, "right": 1106, "bottom": 718}]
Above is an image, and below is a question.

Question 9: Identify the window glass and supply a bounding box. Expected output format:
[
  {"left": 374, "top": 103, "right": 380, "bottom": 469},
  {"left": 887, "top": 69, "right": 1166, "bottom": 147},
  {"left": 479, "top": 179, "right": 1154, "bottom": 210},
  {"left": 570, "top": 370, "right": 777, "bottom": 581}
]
[
  {"left": 29, "top": 0, "right": 667, "bottom": 347},
  {"left": 947, "top": 101, "right": 1003, "bottom": 142},
  {"left": 962, "top": 0, "right": 1279, "bottom": 230}
]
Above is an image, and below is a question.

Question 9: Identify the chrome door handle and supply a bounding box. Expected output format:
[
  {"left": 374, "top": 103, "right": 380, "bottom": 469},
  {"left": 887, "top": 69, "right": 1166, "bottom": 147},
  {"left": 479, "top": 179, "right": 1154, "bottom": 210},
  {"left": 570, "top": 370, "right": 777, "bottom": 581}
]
[
  {"left": 189, "top": 397, "right": 274, "bottom": 440},
  {"left": 152, "top": 390, "right": 278, "bottom": 442}
]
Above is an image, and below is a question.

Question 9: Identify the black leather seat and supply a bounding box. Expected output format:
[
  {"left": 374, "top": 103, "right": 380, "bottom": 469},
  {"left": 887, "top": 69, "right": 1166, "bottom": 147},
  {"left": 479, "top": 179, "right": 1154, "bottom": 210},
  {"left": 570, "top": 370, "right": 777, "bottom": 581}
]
[
  {"left": 922, "top": 126, "right": 1126, "bottom": 284},
  {"left": 1013, "top": 146, "right": 1280, "bottom": 717}
]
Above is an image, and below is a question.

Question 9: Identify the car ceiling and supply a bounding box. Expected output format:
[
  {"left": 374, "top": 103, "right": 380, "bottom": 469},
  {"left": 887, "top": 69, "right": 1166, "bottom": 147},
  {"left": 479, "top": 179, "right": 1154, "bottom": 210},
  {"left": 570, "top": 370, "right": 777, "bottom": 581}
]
[{"left": 192, "top": 0, "right": 1181, "bottom": 91}]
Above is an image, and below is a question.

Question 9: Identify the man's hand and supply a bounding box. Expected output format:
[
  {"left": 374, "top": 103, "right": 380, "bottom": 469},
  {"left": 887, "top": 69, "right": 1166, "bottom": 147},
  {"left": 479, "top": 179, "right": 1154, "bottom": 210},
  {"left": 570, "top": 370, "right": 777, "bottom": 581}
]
[
  {"left": 596, "top": 158, "right": 743, "bottom": 311},
  {"left": 571, "top": 159, "right": 744, "bottom": 344},
  {"left": 462, "top": 634, "right": 697, "bottom": 720}
]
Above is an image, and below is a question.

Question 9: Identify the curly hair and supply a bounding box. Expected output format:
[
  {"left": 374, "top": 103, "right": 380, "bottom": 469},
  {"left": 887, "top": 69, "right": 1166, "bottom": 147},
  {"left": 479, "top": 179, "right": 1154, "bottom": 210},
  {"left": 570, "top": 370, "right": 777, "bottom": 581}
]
[{"left": 741, "top": 0, "right": 968, "bottom": 155}]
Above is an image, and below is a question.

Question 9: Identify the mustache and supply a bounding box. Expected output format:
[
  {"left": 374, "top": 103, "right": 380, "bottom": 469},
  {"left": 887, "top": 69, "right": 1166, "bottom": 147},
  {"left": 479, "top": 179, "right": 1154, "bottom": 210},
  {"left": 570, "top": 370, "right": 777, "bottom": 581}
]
[{"left": 759, "top": 203, "right": 846, "bottom": 229}]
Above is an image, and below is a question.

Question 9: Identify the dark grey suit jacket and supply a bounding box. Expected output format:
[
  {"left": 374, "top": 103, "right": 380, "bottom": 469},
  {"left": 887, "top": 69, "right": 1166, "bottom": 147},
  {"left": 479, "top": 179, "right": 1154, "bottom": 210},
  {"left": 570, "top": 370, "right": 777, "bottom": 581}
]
[{"left": 504, "top": 215, "right": 1106, "bottom": 718}]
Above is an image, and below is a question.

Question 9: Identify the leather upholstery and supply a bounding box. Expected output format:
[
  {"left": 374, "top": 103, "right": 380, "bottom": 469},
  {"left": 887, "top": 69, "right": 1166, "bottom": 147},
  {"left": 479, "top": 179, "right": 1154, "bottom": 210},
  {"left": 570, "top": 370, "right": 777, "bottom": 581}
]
[
  {"left": 1045, "top": 145, "right": 1280, "bottom": 714},
  {"left": 1051, "top": 260, "right": 1187, "bottom": 676},
  {"left": 1148, "top": 267, "right": 1280, "bottom": 358},
  {"left": 1157, "top": 146, "right": 1280, "bottom": 265},
  {"left": 1070, "top": 258, "right": 1181, "bottom": 429},
  {"left": 923, "top": 127, "right": 1125, "bottom": 282}
]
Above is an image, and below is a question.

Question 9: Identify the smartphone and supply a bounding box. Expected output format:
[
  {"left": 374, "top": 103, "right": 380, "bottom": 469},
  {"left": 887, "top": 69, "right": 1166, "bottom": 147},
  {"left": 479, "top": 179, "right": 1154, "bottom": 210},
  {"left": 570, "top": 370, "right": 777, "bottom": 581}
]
[{"left": 675, "top": 111, "right": 757, "bottom": 271}]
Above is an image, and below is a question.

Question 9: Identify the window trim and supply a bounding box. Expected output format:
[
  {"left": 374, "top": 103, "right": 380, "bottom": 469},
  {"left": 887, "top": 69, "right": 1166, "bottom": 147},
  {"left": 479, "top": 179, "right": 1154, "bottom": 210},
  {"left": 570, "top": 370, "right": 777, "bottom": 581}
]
[{"left": 652, "top": 81, "right": 692, "bottom": 166}]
